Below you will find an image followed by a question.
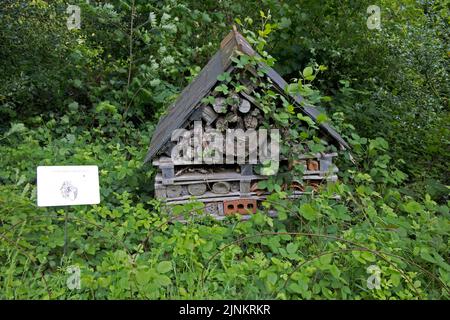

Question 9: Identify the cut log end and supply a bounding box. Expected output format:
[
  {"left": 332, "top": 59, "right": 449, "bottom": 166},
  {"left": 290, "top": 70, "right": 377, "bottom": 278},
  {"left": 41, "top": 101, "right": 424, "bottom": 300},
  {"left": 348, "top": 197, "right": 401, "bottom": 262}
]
[
  {"left": 213, "top": 97, "right": 227, "bottom": 114},
  {"left": 239, "top": 99, "right": 251, "bottom": 113}
]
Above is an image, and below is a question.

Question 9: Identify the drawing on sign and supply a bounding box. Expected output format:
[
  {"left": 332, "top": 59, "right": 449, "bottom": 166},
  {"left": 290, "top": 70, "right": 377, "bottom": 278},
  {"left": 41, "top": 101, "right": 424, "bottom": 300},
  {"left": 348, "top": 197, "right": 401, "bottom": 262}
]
[
  {"left": 37, "top": 166, "right": 100, "bottom": 207},
  {"left": 60, "top": 181, "right": 78, "bottom": 201}
]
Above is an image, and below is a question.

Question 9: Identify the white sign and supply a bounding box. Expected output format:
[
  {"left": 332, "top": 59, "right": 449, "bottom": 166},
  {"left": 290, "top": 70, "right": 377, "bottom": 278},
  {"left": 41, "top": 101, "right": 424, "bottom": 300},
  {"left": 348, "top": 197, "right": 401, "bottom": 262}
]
[{"left": 37, "top": 166, "right": 100, "bottom": 207}]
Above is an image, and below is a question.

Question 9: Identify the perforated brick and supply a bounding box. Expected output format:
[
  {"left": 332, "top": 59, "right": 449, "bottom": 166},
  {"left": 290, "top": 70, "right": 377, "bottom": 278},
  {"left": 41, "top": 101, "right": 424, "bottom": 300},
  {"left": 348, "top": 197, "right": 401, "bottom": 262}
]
[{"left": 224, "top": 199, "right": 257, "bottom": 215}]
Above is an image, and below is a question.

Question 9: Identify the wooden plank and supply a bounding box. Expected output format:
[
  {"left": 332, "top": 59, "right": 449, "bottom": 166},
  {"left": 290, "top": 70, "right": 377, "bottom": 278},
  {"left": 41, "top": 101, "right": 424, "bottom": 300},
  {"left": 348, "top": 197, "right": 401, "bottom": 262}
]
[
  {"left": 297, "top": 175, "right": 338, "bottom": 181},
  {"left": 163, "top": 190, "right": 312, "bottom": 204},
  {"left": 304, "top": 168, "right": 339, "bottom": 175},
  {"left": 298, "top": 152, "right": 338, "bottom": 160},
  {"left": 159, "top": 157, "right": 175, "bottom": 185},
  {"left": 155, "top": 171, "right": 261, "bottom": 183},
  {"left": 155, "top": 172, "right": 337, "bottom": 184},
  {"left": 161, "top": 167, "right": 175, "bottom": 185},
  {"left": 240, "top": 180, "right": 251, "bottom": 194},
  {"left": 152, "top": 151, "right": 338, "bottom": 166},
  {"left": 320, "top": 156, "right": 335, "bottom": 173}
]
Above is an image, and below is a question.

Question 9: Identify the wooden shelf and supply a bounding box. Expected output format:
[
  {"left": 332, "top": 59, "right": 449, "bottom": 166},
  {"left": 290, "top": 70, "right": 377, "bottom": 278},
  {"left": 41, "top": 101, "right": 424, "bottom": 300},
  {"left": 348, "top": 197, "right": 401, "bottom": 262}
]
[
  {"left": 152, "top": 153, "right": 339, "bottom": 167},
  {"left": 155, "top": 171, "right": 263, "bottom": 184},
  {"left": 155, "top": 171, "right": 338, "bottom": 185}
]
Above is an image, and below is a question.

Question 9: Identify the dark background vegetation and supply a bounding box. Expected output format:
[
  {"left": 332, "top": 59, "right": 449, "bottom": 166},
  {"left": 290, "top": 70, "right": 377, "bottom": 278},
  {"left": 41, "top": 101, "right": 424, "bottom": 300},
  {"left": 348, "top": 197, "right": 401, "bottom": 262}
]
[{"left": 0, "top": 0, "right": 448, "bottom": 299}]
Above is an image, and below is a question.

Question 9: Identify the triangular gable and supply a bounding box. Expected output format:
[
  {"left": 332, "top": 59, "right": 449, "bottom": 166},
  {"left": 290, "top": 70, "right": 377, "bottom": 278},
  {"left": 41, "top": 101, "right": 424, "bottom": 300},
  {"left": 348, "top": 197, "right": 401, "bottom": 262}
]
[{"left": 145, "top": 29, "right": 349, "bottom": 163}]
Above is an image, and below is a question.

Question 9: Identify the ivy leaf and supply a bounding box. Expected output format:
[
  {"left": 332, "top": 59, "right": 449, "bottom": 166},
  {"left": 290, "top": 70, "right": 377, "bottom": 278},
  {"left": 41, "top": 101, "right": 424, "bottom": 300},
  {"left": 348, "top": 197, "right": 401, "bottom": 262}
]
[
  {"left": 302, "top": 67, "right": 313, "bottom": 78},
  {"left": 288, "top": 283, "right": 303, "bottom": 294},
  {"left": 217, "top": 72, "right": 231, "bottom": 83},
  {"left": 258, "top": 180, "right": 268, "bottom": 190},
  {"left": 154, "top": 274, "right": 172, "bottom": 287},
  {"left": 361, "top": 251, "right": 376, "bottom": 262},
  {"left": 267, "top": 272, "right": 278, "bottom": 285},
  {"left": 297, "top": 114, "right": 316, "bottom": 127},
  {"left": 150, "top": 79, "right": 161, "bottom": 87},
  {"left": 156, "top": 261, "right": 172, "bottom": 274},
  {"left": 319, "top": 254, "right": 332, "bottom": 265},
  {"left": 201, "top": 96, "right": 215, "bottom": 105},
  {"left": 316, "top": 113, "right": 329, "bottom": 124},
  {"left": 329, "top": 264, "right": 341, "bottom": 278},
  {"left": 68, "top": 101, "right": 79, "bottom": 111},
  {"left": 73, "top": 79, "right": 82, "bottom": 88},
  {"left": 214, "top": 84, "right": 229, "bottom": 95},
  {"left": 136, "top": 270, "right": 151, "bottom": 285},
  {"left": 286, "top": 243, "right": 298, "bottom": 255},
  {"left": 289, "top": 281, "right": 308, "bottom": 294},
  {"left": 390, "top": 273, "right": 401, "bottom": 286},
  {"left": 404, "top": 201, "right": 423, "bottom": 214},
  {"left": 299, "top": 203, "right": 318, "bottom": 221}
]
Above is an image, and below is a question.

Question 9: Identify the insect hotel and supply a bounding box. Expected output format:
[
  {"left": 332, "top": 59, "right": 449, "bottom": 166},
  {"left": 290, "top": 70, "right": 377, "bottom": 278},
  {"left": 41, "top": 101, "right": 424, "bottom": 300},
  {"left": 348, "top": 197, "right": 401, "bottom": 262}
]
[{"left": 144, "top": 29, "right": 349, "bottom": 219}]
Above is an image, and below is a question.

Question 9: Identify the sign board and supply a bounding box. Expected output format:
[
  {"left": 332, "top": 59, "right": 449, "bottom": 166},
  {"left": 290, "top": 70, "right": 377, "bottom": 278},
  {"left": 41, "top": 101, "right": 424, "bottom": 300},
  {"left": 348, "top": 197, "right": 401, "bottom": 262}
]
[{"left": 37, "top": 166, "right": 100, "bottom": 207}]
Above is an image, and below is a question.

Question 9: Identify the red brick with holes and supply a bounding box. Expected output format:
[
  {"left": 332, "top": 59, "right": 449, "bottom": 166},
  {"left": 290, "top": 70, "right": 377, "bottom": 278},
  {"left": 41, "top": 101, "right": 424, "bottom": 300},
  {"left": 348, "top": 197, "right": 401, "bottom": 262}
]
[{"left": 224, "top": 199, "right": 257, "bottom": 215}]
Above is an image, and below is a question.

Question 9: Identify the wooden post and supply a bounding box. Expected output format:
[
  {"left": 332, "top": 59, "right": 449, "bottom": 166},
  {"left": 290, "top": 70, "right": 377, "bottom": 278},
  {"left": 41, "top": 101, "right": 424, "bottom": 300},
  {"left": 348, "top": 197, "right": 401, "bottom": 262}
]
[
  {"left": 320, "top": 156, "right": 333, "bottom": 173},
  {"left": 240, "top": 180, "right": 251, "bottom": 195},
  {"left": 158, "top": 157, "right": 175, "bottom": 185},
  {"left": 241, "top": 164, "right": 253, "bottom": 176}
]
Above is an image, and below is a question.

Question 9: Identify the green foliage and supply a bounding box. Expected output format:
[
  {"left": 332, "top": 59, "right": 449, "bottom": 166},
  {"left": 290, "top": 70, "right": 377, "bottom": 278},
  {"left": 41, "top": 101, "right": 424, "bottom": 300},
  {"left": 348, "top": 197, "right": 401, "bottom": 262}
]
[
  {"left": 255, "top": 0, "right": 450, "bottom": 199},
  {"left": 1, "top": 153, "right": 449, "bottom": 299}
]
